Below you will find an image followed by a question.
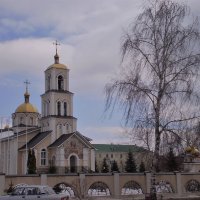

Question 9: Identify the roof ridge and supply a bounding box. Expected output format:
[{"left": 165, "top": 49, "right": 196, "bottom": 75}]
[
  {"left": 18, "top": 130, "right": 51, "bottom": 150},
  {"left": 48, "top": 133, "right": 73, "bottom": 148}
]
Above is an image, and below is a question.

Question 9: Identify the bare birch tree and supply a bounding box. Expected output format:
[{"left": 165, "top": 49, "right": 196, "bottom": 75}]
[{"left": 105, "top": 0, "right": 200, "bottom": 171}]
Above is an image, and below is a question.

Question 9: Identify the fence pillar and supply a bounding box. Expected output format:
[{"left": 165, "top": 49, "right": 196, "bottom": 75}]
[
  {"left": 79, "top": 173, "right": 86, "bottom": 198},
  {"left": 175, "top": 172, "right": 182, "bottom": 196},
  {"left": 40, "top": 174, "right": 47, "bottom": 185},
  {"left": 0, "top": 173, "right": 5, "bottom": 195},
  {"left": 113, "top": 173, "right": 120, "bottom": 198},
  {"left": 145, "top": 172, "right": 152, "bottom": 194}
]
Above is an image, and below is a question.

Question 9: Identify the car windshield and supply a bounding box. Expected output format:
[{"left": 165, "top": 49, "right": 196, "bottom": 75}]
[
  {"left": 11, "top": 187, "right": 24, "bottom": 196},
  {"left": 11, "top": 186, "right": 55, "bottom": 196},
  {"left": 23, "top": 187, "right": 39, "bottom": 195}
]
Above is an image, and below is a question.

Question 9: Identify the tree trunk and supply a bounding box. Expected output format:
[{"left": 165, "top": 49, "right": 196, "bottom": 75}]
[{"left": 153, "top": 131, "right": 161, "bottom": 172}]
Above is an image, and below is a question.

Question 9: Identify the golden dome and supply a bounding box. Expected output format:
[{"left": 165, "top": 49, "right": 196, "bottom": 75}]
[
  {"left": 15, "top": 86, "right": 38, "bottom": 113},
  {"left": 191, "top": 148, "right": 200, "bottom": 156},
  {"left": 47, "top": 63, "right": 67, "bottom": 70},
  {"left": 46, "top": 53, "right": 67, "bottom": 70},
  {"left": 185, "top": 146, "right": 192, "bottom": 153},
  {"left": 15, "top": 103, "right": 38, "bottom": 113}
]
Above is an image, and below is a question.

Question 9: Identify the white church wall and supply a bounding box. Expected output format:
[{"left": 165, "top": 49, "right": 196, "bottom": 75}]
[
  {"left": 90, "top": 149, "right": 95, "bottom": 172},
  {"left": 60, "top": 147, "right": 65, "bottom": 167},
  {"left": 83, "top": 148, "right": 89, "bottom": 169},
  {"left": 9, "top": 138, "right": 17, "bottom": 174}
]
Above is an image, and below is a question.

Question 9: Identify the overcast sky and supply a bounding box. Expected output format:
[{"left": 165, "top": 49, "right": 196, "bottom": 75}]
[{"left": 0, "top": 0, "right": 199, "bottom": 144}]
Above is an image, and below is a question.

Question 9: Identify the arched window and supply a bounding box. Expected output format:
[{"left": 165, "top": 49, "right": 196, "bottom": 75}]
[
  {"left": 56, "top": 123, "right": 62, "bottom": 138},
  {"left": 64, "top": 102, "right": 67, "bottom": 116},
  {"left": 57, "top": 102, "right": 61, "bottom": 115},
  {"left": 45, "top": 102, "right": 48, "bottom": 116},
  {"left": 88, "top": 181, "right": 111, "bottom": 196},
  {"left": 186, "top": 180, "right": 200, "bottom": 192},
  {"left": 45, "top": 100, "right": 50, "bottom": 116},
  {"left": 43, "top": 101, "right": 47, "bottom": 116},
  {"left": 121, "top": 181, "right": 143, "bottom": 195},
  {"left": 70, "top": 155, "right": 77, "bottom": 173},
  {"left": 66, "top": 124, "right": 72, "bottom": 133},
  {"left": 42, "top": 102, "right": 45, "bottom": 117},
  {"left": 155, "top": 180, "right": 174, "bottom": 193},
  {"left": 20, "top": 117, "right": 23, "bottom": 124},
  {"left": 47, "top": 75, "right": 51, "bottom": 90},
  {"left": 52, "top": 156, "right": 56, "bottom": 166},
  {"left": 41, "top": 149, "right": 47, "bottom": 166},
  {"left": 58, "top": 75, "right": 64, "bottom": 90}
]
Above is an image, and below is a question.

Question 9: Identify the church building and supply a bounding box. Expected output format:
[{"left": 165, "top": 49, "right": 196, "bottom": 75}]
[
  {"left": 0, "top": 46, "right": 95, "bottom": 175},
  {"left": 0, "top": 43, "right": 150, "bottom": 175}
]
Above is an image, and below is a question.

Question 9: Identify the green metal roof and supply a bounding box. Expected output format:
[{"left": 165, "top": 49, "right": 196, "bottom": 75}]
[{"left": 93, "top": 144, "right": 147, "bottom": 153}]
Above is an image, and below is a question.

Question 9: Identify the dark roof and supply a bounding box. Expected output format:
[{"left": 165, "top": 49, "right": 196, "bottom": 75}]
[
  {"left": 48, "top": 133, "right": 73, "bottom": 148},
  {"left": 48, "top": 131, "right": 94, "bottom": 148},
  {"left": 0, "top": 127, "right": 40, "bottom": 142},
  {"left": 76, "top": 131, "right": 92, "bottom": 141},
  {"left": 17, "top": 127, "right": 40, "bottom": 136},
  {"left": 75, "top": 131, "right": 94, "bottom": 148},
  {"left": 0, "top": 128, "right": 13, "bottom": 132},
  {"left": 93, "top": 144, "right": 147, "bottom": 153},
  {"left": 19, "top": 131, "right": 51, "bottom": 150},
  {"left": 12, "top": 124, "right": 39, "bottom": 128}
]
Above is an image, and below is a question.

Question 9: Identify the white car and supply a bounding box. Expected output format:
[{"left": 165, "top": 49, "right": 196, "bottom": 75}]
[{"left": 0, "top": 185, "right": 69, "bottom": 200}]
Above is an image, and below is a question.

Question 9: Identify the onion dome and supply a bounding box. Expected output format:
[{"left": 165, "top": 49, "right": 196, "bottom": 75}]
[
  {"left": 47, "top": 40, "right": 67, "bottom": 70},
  {"left": 191, "top": 147, "right": 200, "bottom": 156},
  {"left": 15, "top": 86, "right": 38, "bottom": 113},
  {"left": 185, "top": 146, "right": 192, "bottom": 153},
  {"left": 47, "top": 53, "right": 67, "bottom": 70}
]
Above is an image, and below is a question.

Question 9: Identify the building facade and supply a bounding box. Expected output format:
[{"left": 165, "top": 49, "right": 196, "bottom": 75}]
[
  {"left": 0, "top": 48, "right": 150, "bottom": 175},
  {"left": 94, "top": 144, "right": 151, "bottom": 172},
  {"left": 0, "top": 50, "right": 95, "bottom": 175}
]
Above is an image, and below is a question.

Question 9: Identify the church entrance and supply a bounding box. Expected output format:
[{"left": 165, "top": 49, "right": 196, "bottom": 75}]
[{"left": 70, "top": 155, "right": 77, "bottom": 173}]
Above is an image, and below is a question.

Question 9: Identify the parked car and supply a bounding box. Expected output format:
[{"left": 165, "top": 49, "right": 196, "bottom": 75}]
[{"left": 0, "top": 185, "right": 69, "bottom": 200}]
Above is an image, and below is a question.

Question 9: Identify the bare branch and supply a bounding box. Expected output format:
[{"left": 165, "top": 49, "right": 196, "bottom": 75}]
[{"left": 105, "top": 0, "right": 200, "bottom": 171}]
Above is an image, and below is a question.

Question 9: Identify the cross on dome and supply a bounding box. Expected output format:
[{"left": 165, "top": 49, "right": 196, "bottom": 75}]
[
  {"left": 53, "top": 40, "right": 60, "bottom": 64},
  {"left": 24, "top": 80, "right": 30, "bottom": 93},
  {"left": 24, "top": 80, "right": 30, "bottom": 103},
  {"left": 53, "top": 40, "right": 60, "bottom": 55}
]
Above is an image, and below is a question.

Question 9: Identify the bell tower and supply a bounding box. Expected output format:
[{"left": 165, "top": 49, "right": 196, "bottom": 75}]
[{"left": 40, "top": 41, "right": 77, "bottom": 142}]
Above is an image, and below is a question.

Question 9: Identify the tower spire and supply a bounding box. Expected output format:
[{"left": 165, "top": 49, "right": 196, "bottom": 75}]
[
  {"left": 24, "top": 80, "right": 30, "bottom": 103},
  {"left": 53, "top": 40, "right": 60, "bottom": 64}
]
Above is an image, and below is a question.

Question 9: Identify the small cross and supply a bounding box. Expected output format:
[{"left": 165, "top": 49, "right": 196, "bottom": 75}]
[
  {"left": 53, "top": 40, "right": 60, "bottom": 54},
  {"left": 24, "top": 80, "right": 30, "bottom": 93}
]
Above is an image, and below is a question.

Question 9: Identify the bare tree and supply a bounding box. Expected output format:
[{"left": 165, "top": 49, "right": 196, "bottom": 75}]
[
  {"left": 105, "top": 0, "right": 200, "bottom": 171},
  {"left": 72, "top": 177, "right": 87, "bottom": 200},
  {"left": 181, "top": 122, "right": 200, "bottom": 148},
  {"left": 125, "top": 124, "right": 153, "bottom": 151},
  {"left": 160, "top": 121, "right": 200, "bottom": 155}
]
